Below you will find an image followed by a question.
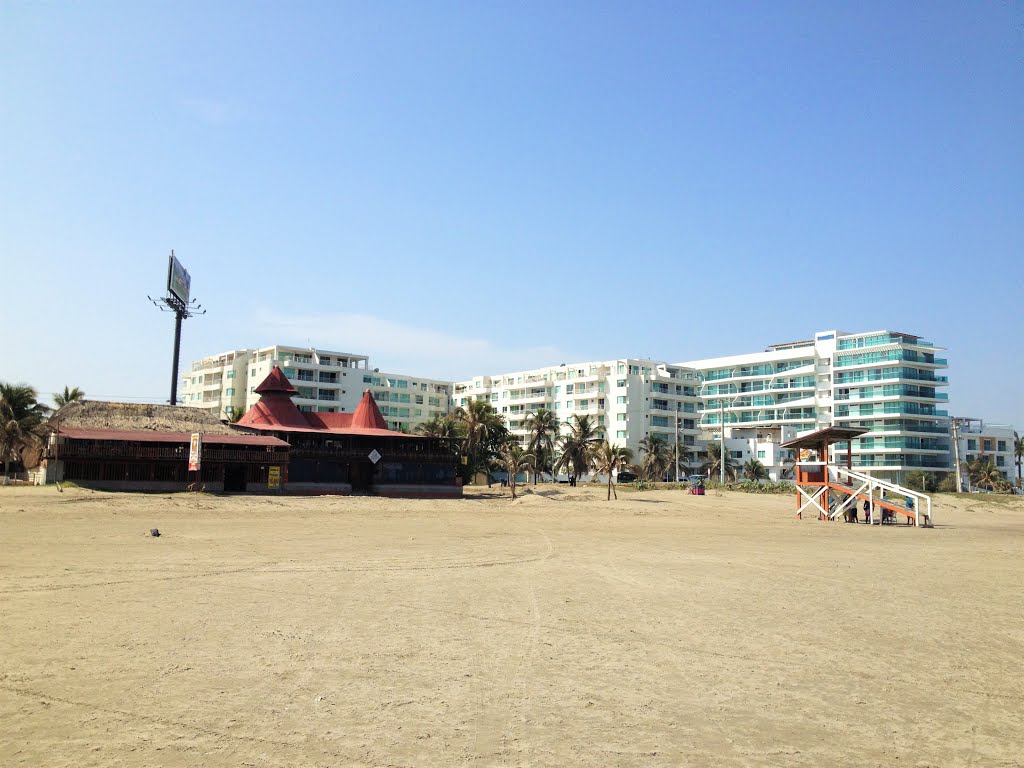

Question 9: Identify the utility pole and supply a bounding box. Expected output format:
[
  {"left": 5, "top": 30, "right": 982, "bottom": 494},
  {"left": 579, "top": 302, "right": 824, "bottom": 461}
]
[
  {"left": 951, "top": 417, "right": 963, "bottom": 492},
  {"left": 674, "top": 411, "right": 680, "bottom": 482},
  {"left": 720, "top": 403, "right": 726, "bottom": 484}
]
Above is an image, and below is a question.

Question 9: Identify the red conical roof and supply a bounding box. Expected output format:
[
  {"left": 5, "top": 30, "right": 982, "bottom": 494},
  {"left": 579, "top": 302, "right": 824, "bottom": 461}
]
[
  {"left": 351, "top": 389, "right": 389, "bottom": 431},
  {"left": 254, "top": 366, "right": 298, "bottom": 395},
  {"left": 236, "top": 366, "right": 308, "bottom": 429},
  {"left": 235, "top": 377, "right": 411, "bottom": 437}
]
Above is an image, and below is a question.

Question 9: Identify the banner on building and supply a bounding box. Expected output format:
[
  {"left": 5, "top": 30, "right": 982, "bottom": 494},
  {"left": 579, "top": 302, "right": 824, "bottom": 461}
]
[
  {"left": 268, "top": 466, "right": 281, "bottom": 489},
  {"left": 188, "top": 433, "right": 202, "bottom": 472}
]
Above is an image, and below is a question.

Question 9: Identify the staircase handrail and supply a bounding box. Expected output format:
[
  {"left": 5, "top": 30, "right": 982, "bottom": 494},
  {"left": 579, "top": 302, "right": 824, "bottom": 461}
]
[{"left": 828, "top": 465, "right": 932, "bottom": 527}]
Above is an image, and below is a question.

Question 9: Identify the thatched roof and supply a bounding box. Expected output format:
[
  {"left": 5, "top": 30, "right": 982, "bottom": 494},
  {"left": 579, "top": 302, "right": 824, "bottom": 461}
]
[{"left": 48, "top": 401, "right": 244, "bottom": 436}]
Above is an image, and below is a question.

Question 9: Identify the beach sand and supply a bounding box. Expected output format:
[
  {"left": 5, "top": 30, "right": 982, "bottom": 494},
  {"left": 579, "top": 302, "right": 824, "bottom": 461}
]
[{"left": 1, "top": 485, "right": 1021, "bottom": 767}]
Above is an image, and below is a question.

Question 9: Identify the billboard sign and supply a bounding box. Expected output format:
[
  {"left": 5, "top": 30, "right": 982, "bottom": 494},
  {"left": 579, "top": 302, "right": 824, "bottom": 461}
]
[
  {"left": 167, "top": 253, "right": 191, "bottom": 305},
  {"left": 188, "top": 433, "right": 202, "bottom": 472}
]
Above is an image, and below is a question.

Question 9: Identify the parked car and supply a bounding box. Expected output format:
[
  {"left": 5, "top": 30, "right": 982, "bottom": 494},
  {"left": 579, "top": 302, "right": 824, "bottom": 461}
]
[{"left": 616, "top": 471, "right": 637, "bottom": 483}]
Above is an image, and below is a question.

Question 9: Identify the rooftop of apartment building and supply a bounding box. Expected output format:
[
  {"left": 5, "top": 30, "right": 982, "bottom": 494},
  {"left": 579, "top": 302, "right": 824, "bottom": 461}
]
[
  {"left": 955, "top": 418, "right": 1016, "bottom": 436},
  {"left": 190, "top": 346, "right": 371, "bottom": 371},
  {"left": 679, "top": 329, "right": 945, "bottom": 369}
]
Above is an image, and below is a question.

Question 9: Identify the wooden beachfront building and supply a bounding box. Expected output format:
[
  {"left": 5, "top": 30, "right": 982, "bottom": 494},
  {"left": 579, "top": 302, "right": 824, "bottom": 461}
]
[
  {"left": 43, "top": 401, "right": 289, "bottom": 492},
  {"left": 234, "top": 366, "right": 461, "bottom": 497}
]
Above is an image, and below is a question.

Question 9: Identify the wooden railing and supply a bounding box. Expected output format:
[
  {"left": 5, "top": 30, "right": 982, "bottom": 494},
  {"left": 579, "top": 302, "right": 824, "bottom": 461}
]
[{"left": 59, "top": 443, "right": 288, "bottom": 463}]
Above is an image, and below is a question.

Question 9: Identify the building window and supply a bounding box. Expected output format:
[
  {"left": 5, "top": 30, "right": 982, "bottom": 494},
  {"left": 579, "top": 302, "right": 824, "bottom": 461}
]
[
  {"left": 616, "top": 430, "right": 627, "bottom": 439},
  {"left": 225, "top": 388, "right": 235, "bottom": 396},
  {"left": 997, "top": 440, "right": 1007, "bottom": 452},
  {"left": 757, "top": 450, "right": 765, "bottom": 459},
  {"left": 226, "top": 370, "right": 235, "bottom": 378},
  {"left": 616, "top": 396, "right": 627, "bottom": 404},
  {"left": 967, "top": 439, "right": 977, "bottom": 451}
]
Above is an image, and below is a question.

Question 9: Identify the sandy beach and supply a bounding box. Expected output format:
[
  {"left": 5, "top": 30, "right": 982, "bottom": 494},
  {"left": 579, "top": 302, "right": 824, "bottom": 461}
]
[{"left": 1, "top": 485, "right": 1021, "bottom": 767}]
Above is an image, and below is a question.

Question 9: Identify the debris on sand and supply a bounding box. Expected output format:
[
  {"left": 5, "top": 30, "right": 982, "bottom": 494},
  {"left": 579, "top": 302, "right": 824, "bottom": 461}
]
[{"left": 150, "top": 528, "right": 161, "bottom": 537}]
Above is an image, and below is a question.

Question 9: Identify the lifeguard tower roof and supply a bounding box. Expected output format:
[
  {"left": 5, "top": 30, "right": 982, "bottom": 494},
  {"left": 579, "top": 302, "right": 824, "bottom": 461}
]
[{"left": 780, "top": 425, "right": 868, "bottom": 450}]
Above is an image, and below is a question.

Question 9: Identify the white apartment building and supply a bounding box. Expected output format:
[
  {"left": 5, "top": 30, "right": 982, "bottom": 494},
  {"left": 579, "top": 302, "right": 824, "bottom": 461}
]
[
  {"left": 679, "top": 329, "right": 951, "bottom": 482},
  {"left": 954, "top": 418, "right": 1018, "bottom": 483},
  {"left": 181, "top": 345, "right": 453, "bottom": 433},
  {"left": 455, "top": 358, "right": 702, "bottom": 475}
]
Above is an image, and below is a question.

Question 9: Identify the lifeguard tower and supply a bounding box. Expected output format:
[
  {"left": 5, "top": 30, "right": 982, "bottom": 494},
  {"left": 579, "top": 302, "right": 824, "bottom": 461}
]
[{"left": 781, "top": 426, "right": 933, "bottom": 527}]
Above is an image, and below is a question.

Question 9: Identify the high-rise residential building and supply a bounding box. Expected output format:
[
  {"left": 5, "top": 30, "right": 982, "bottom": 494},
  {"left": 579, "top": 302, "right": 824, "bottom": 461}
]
[
  {"left": 454, "top": 358, "right": 702, "bottom": 475},
  {"left": 181, "top": 345, "right": 452, "bottom": 433},
  {"left": 678, "top": 329, "right": 951, "bottom": 482}
]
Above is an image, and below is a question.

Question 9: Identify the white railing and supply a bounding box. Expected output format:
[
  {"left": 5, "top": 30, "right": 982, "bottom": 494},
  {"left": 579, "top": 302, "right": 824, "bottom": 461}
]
[{"left": 826, "top": 465, "right": 932, "bottom": 527}]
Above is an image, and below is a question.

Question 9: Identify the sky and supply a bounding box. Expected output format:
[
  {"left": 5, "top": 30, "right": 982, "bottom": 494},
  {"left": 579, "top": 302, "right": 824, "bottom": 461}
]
[{"left": 1, "top": 1, "right": 1021, "bottom": 427}]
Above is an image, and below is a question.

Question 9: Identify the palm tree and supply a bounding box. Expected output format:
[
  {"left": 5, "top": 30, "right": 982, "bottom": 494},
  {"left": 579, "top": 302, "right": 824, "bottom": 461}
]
[
  {"left": 742, "top": 457, "right": 769, "bottom": 482},
  {"left": 53, "top": 386, "right": 86, "bottom": 408},
  {"left": 522, "top": 407, "right": 560, "bottom": 484},
  {"left": 226, "top": 405, "right": 248, "bottom": 424},
  {"left": 672, "top": 438, "right": 696, "bottom": 481},
  {"left": 553, "top": 414, "right": 601, "bottom": 480},
  {"left": 702, "top": 442, "right": 738, "bottom": 482},
  {"left": 498, "top": 440, "right": 534, "bottom": 500},
  {"left": 638, "top": 434, "right": 672, "bottom": 481},
  {"left": 591, "top": 440, "right": 634, "bottom": 500},
  {"left": 1014, "top": 432, "right": 1023, "bottom": 489},
  {"left": 967, "top": 457, "right": 1003, "bottom": 491},
  {"left": 414, "top": 413, "right": 461, "bottom": 439},
  {"left": 451, "top": 399, "right": 508, "bottom": 482},
  {"left": 0, "top": 383, "right": 50, "bottom": 483}
]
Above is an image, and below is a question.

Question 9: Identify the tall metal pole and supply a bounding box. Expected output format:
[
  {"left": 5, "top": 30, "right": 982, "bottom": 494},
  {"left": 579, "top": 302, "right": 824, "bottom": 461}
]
[
  {"left": 951, "top": 417, "right": 963, "bottom": 492},
  {"left": 170, "top": 308, "right": 183, "bottom": 406},
  {"left": 150, "top": 251, "right": 203, "bottom": 406},
  {"left": 675, "top": 412, "right": 680, "bottom": 482},
  {"left": 720, "top": 403, "right": 726, "bottom": 484}
]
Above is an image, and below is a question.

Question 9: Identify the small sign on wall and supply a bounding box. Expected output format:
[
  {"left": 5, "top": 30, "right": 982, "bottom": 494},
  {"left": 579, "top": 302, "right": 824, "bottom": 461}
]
[
  {"left": 188, "top": 433, "right": 202, "bottom": 472},
  {"left": 268, "top": 466, "right": 281, "bottom": 489}
]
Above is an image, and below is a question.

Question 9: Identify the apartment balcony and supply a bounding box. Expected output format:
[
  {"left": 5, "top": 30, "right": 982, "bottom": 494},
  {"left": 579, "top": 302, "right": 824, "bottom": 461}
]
[{"left": 850, "top": 456, "right": 949, "bottom": 469}]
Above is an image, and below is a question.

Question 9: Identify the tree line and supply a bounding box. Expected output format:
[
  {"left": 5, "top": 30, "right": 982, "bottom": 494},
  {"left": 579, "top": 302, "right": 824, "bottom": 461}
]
[{"left": 415, "top": 403, "right": 796, "bottom": 499}]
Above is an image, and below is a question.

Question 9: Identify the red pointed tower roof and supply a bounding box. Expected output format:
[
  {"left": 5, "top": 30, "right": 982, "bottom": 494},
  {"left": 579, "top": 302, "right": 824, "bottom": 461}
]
[
  {"left": 351, "top": 389, "right": 390, "bottom": 431},
  {"left": 235, "top": 366, "right": 309, "bottom": 429},
  {"left": 234, "top": 370, "right": 416, "bottom": 437},
  {"left": 255, "top": 365, "right": 298, "bottom": 395}
]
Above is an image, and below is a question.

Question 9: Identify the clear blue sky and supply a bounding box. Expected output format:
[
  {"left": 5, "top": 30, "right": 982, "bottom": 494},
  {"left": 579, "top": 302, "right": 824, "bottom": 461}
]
[{"left": 1, "top": 2, "right": 1021, "bottom": 427}]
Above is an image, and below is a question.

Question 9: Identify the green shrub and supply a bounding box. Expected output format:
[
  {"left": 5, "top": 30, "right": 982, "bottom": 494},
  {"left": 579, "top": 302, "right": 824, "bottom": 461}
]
[
  {"left": 937, "top": 472, "right": 960, "bottom": 493},
  {"left": 903, "top": 470, "right": 937, "bottom": 493}
]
